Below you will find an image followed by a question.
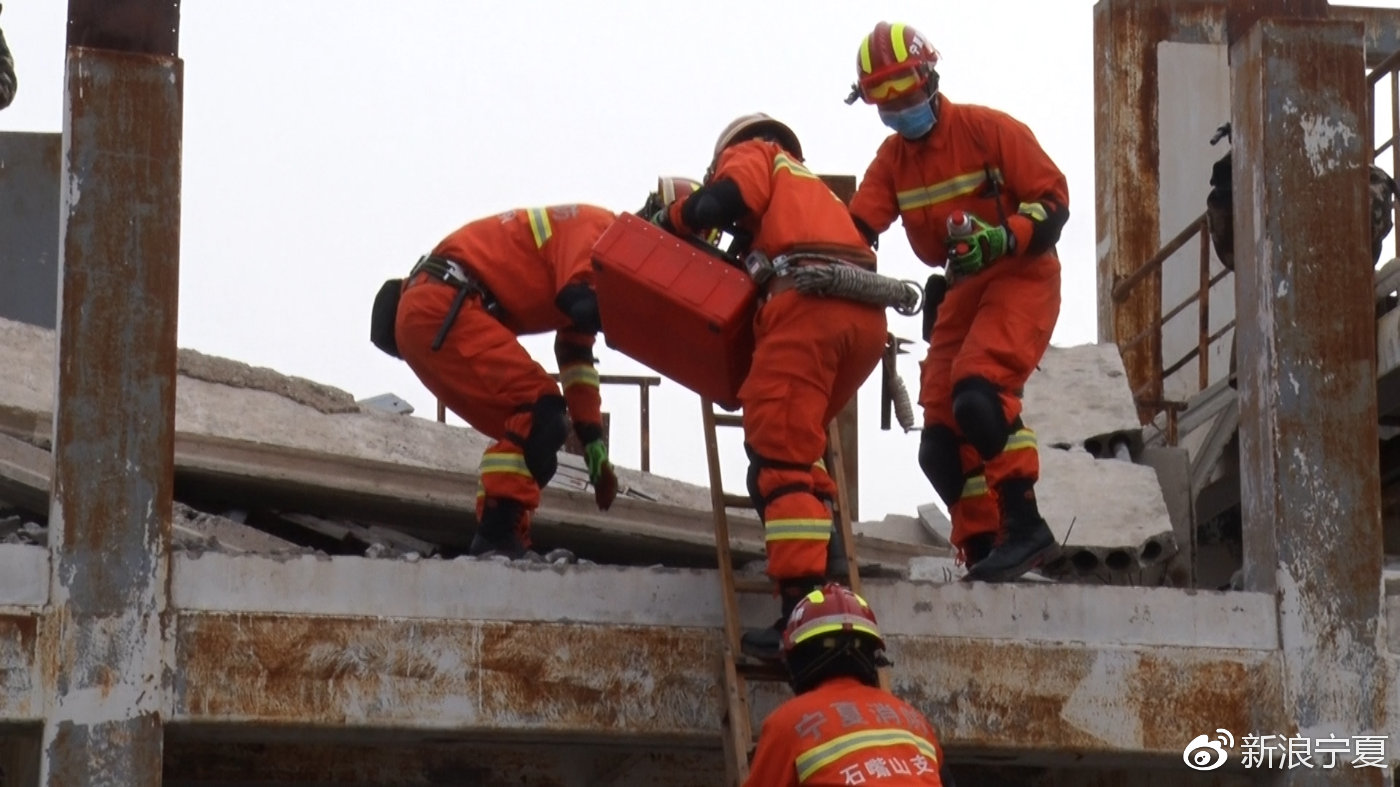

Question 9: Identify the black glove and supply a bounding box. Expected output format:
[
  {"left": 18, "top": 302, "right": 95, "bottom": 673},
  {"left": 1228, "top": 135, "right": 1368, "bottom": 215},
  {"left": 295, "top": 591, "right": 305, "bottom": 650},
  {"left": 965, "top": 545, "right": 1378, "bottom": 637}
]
[{"left": 555, "top": 282, "right": 601, "bottom": 335}]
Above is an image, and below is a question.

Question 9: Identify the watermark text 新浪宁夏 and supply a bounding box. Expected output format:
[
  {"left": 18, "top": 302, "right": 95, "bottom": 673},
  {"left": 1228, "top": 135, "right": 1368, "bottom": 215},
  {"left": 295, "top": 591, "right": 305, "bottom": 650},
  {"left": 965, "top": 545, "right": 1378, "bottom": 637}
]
[{"left": 1183, "top": 729, "right": 1389, "bottom": 771}]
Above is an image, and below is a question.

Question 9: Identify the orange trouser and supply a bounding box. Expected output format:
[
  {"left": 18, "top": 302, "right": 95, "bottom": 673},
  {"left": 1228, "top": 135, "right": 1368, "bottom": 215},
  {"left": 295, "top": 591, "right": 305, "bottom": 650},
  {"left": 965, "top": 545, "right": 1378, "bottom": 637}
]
[
  {"left": 920, "top": 254, "right": 1060, "bottom": 552},
  {"left": 395, "top": 276, "right": 562, "bottom": 522},
  {"left": 741, "top": 290, "right": 887, "bottom": 580}
]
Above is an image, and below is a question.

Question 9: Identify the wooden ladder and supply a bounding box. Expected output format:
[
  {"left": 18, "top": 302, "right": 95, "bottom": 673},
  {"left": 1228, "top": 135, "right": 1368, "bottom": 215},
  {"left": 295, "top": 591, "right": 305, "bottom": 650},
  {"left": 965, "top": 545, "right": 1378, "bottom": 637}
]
[{"left": 700, "top": 399, "right": 873, "bottom": 787}]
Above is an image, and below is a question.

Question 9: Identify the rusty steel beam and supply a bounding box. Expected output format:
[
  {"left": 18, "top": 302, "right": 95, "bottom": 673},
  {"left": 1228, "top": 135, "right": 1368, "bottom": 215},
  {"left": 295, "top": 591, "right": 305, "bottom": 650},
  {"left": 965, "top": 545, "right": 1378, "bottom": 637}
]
[
  {"left": 1333, "top": 6, "right": 1400, "bottom": 68},
  {"left": 44, "top": 42, "right": 182, "bottom": 787},
  {"left": 1225, "top": 0, "right": 1328, "bottom": 47},
  {"left": 1230, "top": 18, "right": 1385, "bottom": 785},
  {"left": 67, "top": 0, "right": 179, "bottom": 57},
  {"left": 170, "top": 610, "right": 1281, "bottom": 764}
]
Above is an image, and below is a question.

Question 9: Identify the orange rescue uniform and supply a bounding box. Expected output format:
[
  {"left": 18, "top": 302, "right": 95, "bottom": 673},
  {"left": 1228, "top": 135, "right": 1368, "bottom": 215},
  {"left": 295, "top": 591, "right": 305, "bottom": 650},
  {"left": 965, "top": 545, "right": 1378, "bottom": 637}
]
[
  {"left": 395, "top": 205, "right": 614, "bottom": 536},
  {"left": 671, "top": 140, "right": 887, "bottom": 581},
  {"left": 745, "top": 676, "right": 946, "bottom": 786},
  {"left": 849, "top": 96, "right": 1066, "bottom": 556}
]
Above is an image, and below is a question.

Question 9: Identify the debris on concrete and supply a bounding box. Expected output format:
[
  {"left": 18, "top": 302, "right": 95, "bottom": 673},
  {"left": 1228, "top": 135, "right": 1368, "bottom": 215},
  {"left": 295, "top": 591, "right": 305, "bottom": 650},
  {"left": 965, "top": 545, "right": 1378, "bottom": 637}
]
[
  {"left": 172, "top": 502, "right": 307, "bottom": 556},
  {"left": 177, "top": 348, "right": 362, "bottom": 414},
  {"left": 855, "top": 513, "right": 944, "bottom": 548},
  {"left": 357, "top": 392, "right": 415, "bottom": 415},
  {"left": 0, "top": 512, "right": 46, "bottom": 546}
]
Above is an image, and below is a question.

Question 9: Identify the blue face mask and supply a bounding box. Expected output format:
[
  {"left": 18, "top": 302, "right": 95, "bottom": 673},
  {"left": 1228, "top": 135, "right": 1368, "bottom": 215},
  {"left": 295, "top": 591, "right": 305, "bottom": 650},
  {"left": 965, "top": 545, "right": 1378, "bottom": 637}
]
[{"left": 879, "top": 100, "right": 937, "bottom": 140}]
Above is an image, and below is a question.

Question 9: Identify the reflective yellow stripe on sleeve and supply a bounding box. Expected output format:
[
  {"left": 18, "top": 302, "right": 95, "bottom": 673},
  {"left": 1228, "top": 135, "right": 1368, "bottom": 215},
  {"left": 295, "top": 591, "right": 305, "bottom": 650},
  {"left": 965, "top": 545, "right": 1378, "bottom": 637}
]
[
  {"left": 559, "top": 364, "right": 600, "bottom": 389},
  {"left": 896, "top": 168, "right": 1003, "bottom": 212},
  {"left": 527, "top": 207, "right": 553, "bottom": 248}
]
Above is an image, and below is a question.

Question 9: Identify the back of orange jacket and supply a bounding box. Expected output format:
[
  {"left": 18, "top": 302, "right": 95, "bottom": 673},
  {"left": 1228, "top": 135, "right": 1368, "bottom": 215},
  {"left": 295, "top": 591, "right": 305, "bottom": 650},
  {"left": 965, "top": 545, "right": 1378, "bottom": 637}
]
[
  {"left": 745, "top": 677, "right": 946, "bottom": 786},
  {"left": 431, "top": 204, "right": 616, "bottom": 335},
  {"left": 702, "top": 140, "right": 874, "bottom": 266}
]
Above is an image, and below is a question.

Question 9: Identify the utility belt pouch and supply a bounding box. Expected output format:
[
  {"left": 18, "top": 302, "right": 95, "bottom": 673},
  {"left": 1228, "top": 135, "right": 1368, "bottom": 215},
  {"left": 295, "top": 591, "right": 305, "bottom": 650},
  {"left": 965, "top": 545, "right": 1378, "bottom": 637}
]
[{"left": 370, "top": 278, "right": 404, "bottom": 359}]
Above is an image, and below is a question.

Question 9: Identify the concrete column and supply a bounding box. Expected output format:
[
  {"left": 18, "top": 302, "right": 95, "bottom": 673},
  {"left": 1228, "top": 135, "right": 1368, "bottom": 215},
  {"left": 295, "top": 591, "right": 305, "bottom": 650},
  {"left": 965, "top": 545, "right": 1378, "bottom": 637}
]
[
  {"left": 42, "top": 36, "right": 182, "bottom": 787},
  {"left": 1231, "top": 18, "right": 1385, "bottom": 785}
]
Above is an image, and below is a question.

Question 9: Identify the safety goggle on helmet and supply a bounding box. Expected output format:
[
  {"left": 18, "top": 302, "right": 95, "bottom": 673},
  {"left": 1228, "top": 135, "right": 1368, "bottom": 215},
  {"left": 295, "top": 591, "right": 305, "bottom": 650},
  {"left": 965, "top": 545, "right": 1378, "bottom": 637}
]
[{"left": 846, "top": 21, "right": 940, "bottom": 106}]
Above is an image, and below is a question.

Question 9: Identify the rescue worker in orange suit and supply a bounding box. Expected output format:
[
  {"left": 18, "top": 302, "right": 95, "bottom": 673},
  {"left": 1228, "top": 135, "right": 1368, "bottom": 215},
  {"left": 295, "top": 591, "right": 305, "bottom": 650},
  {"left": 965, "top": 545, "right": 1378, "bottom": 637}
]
[
  {"left": 746, "top": 583, "right": 955, "bottom": 786},
  {"left": 846, "top": 22, "right": 1068, "bottom": 582},
  {"left": 395, "top": 204, "right": 617, "bottom": 558},
  {"left": 658, "top": 114, "right": 887, "bottom": 660}
]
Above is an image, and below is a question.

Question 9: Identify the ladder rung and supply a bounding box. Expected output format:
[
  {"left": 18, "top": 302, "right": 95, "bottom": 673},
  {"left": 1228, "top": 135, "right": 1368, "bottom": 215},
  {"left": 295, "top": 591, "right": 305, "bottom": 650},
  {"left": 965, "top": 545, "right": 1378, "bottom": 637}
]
[
  {"left": 722, "top": 493, "right": 754, "bottom": 509},
  {"left": 712, "top": 413, "right": 744, "bottom": 428},
  {"left": 732, "top": 577, "right": 773, "bottom": 595}
]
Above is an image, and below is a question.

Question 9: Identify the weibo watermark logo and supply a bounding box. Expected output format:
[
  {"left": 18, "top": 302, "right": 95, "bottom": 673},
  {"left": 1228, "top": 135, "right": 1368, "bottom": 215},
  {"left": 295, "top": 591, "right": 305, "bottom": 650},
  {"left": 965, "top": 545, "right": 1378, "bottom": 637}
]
[
  {"left": 1183, "top": 729, "right": 1235, "bottom": 771},
  {"left": 1183, "top": 730, "right": 1389, "bottom": 770}
]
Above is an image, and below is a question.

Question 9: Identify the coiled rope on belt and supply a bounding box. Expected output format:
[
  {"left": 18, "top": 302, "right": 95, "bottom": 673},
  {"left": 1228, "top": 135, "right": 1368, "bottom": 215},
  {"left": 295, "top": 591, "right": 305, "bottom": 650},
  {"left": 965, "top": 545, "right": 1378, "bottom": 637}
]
[{"left": 786, "top": 257, "right": 925, "bottom": 316}]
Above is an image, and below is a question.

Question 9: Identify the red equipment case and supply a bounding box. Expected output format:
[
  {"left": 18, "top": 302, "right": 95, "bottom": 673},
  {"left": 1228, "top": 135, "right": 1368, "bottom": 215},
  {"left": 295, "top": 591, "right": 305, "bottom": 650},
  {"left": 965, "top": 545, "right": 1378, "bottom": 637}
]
[{"left": 591, "top": 213, "right": 756, "bottom": 411}]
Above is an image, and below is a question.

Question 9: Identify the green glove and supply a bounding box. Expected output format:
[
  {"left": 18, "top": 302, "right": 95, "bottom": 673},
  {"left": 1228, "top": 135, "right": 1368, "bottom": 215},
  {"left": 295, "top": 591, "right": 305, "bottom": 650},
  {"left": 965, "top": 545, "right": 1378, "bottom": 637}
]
[
  {"left": 584, "top": 439, "right": 610, "bottom": 484},
  {"left": 946, "top": 214, "right": 1011, "bottom": 276}
]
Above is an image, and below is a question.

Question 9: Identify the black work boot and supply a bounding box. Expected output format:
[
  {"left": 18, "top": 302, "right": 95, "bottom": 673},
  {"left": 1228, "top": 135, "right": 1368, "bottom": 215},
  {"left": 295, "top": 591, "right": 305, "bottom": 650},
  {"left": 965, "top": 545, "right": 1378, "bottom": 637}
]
[
  {"left": 469, "top": 498, "right": 530, "bottom": 560},
  {"left": 741, "top": 577, "right": 824, "bottom": 662},
  {"left": 960, "top": 532, "right": 997, "bottom": 570},
  {"left": 966, "top": 479, "right": 1057, "bottom": 582}
]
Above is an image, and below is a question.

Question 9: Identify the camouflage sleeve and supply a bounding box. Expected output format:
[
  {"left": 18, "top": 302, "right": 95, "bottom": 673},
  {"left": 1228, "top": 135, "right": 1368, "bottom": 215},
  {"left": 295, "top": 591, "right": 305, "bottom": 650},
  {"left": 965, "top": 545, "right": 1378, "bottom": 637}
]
[{"left": 0, "top": 26, "right": 16, "bottom": 110}]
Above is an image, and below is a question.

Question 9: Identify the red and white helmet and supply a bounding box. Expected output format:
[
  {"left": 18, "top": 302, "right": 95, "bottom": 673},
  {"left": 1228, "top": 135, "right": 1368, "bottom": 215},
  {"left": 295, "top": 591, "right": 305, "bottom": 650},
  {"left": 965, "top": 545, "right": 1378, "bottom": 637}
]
[
  {"left": 782, "top": 582, "right": 886, "bottom": 655},
  {"left": 849, "top": 22, "right": 940, "bottom": 106}
]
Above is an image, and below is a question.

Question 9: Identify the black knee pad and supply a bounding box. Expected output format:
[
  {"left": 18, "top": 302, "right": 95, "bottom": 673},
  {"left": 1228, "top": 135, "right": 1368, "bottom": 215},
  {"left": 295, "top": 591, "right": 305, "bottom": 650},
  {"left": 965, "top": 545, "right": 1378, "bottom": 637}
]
[
  {"left": 744, "top": 443, "right": 816, "bottom": 520},
  {"left": 952, "top": 376, "right": 1009, "bottom": 461},
  {"left": 918, "top": 425, "right": 964, "bottom": 507},
  {"left": 744, "top": 443, "right": 764, "bottom": 516},
  {"left": 524, "top": 395, "right": 568, "bottom": 485}
]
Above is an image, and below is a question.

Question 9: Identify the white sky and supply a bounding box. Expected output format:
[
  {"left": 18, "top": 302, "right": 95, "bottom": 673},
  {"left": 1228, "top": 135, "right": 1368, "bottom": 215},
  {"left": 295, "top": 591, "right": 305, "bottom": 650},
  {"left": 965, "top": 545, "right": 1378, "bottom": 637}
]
[{"left": 5, "top": 1, "right": 1389, "bottom": 521}]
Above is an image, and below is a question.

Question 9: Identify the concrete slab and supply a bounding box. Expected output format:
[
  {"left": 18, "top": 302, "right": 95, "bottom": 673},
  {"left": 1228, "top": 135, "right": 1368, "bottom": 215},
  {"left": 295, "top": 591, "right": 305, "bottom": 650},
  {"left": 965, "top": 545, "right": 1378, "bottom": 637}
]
[
  {"left": 166, "top": 606, "right": 1281, "bottom": 764},
  {"left": 1038, "top": 448, "right": 1177, "bottom": 584},
  {"left": 1022, "top": 343, "right": 1142, "bottom": 453},
  {"left": 855, "top": 513, "right": 942, "bottom": 547},
  {"left": 909, "top": 450, "right": 1177, "bottom": 585},
  {"left": 916, "top": 502, "right": 954, "bottom": 547},
  {"left": 0, "top": 545, "right": 47, "bottom": 606},
  {"left": 0, "top": 316, "right": 719, "bottom": 514},
  {"left": 171, "top": 553, "right": 1276, "bottom": 650}
]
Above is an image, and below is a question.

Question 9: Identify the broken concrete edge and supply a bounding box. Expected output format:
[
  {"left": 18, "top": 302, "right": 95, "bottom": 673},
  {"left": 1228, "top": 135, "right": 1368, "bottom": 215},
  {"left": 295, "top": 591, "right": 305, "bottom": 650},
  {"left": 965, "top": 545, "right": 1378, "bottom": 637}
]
[{"left": 177, "top": 348, "right": 361, "bottom": 415}]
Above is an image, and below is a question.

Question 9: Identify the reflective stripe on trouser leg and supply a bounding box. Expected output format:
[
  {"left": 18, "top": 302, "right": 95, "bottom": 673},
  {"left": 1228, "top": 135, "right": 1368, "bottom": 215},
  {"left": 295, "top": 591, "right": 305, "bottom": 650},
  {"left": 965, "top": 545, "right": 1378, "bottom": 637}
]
[
  {"left": 950, "top": 440, "right": 1000, "bottom": 551},
  {"left": 983, "top": 423, "right": 1041, "bottom": 491},
  {"left": 756, "top": 465, "right": 831, "bottom": 580},
  {"left": 477, "top": 412, "right": 543, "bottom": 513}
]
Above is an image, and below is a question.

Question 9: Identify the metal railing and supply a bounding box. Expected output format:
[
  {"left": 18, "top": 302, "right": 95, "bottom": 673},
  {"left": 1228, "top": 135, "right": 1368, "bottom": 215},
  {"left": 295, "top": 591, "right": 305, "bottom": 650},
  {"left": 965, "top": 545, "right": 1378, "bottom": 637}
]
[
  {"left": 1369, "top": 48, "right": 1400, "bottom": 263},
  {"left": 1114, "top": 52, "right": 1400, "bottom": 447},
  {"left": 437, "top": 374, "right": 663, "bottom": 471},
  {"left": 1111, "top": 213, "right": 1234, "bottom": 445}
]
